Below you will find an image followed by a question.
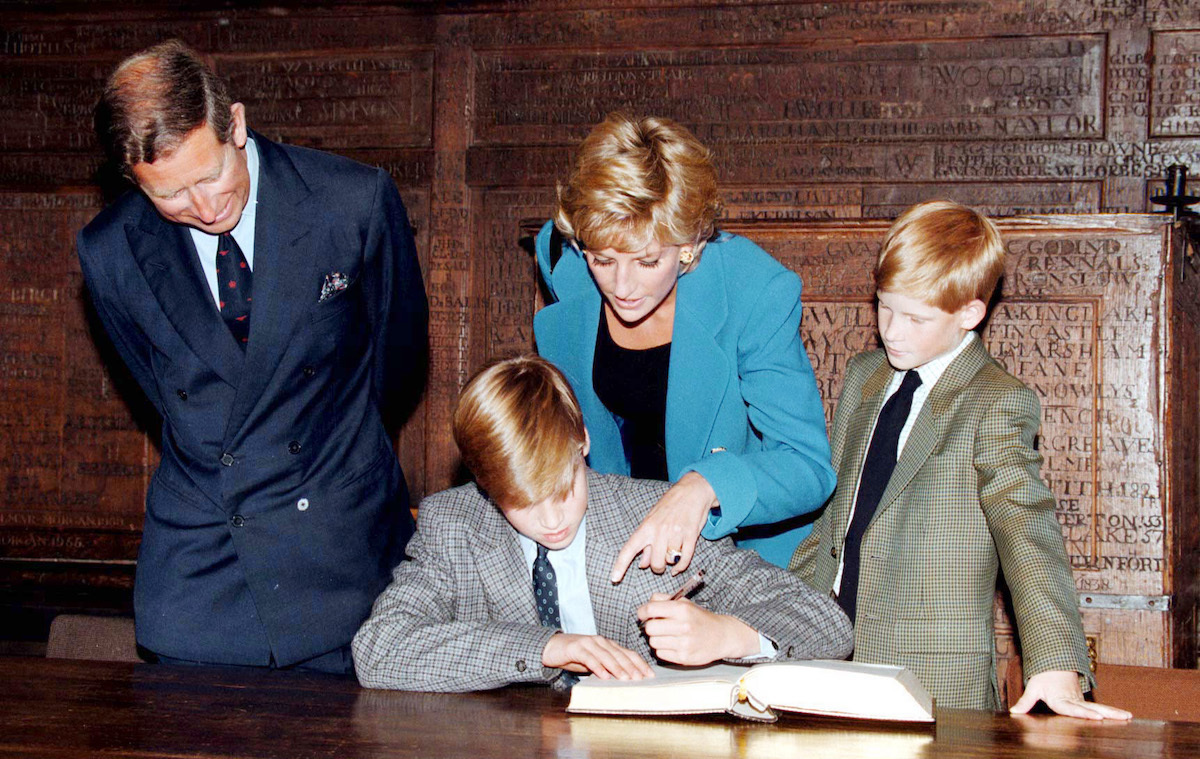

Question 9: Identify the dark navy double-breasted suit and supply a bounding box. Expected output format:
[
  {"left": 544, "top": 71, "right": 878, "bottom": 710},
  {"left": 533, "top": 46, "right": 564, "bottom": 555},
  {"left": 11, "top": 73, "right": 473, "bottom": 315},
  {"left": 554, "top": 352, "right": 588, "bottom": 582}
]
[{"left": 77, "top": 132, "right": 427, "bottom": 668}]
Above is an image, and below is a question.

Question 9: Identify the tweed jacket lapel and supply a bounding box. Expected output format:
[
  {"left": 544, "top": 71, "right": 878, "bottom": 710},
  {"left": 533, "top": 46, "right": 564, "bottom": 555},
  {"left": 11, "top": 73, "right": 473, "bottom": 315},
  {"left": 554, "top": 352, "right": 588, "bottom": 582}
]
[
  {"left": 223, "top": 134, "right": 316, "bottom": 443},
  {"left": 468, "top": 488, "right": 542, "bottom": 626},
  {"left": 127, "top": 208, "right": 245, "bottom": 388},
  {"left": 830, "top": 357, "right": 893, "bottom": 535},
  {"left": 582, "top": 472, "right": 648, "bottom": 645},
  {"left": 869, "top": 337, "right": 991, "bottom": 527}
]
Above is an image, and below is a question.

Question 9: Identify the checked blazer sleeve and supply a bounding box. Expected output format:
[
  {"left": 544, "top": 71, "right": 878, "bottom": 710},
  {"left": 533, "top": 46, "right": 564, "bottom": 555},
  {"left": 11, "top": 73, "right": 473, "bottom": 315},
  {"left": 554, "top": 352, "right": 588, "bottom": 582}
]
[
  {"left": 975, "top": 382, "right": 1093, "bottom": 688},
  {"left": 352, "top": 487, "right": 560, "bottom": 693}
]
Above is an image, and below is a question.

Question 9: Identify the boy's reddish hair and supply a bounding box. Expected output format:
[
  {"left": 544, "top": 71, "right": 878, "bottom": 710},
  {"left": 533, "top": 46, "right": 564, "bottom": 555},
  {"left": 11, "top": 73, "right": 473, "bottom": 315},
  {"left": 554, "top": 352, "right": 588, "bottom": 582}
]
[{"left": 875, "top": 200, "right": 1005, "bottom": 312}]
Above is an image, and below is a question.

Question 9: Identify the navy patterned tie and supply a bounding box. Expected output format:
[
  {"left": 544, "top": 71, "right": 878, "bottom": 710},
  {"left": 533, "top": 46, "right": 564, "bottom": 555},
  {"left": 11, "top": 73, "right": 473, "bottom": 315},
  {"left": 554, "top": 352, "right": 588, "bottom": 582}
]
[
  {"left": 839, "top": 369, "right": 922, "bottom": 625},
  {"left": 216, "top": 232, "right": 253, "bottom": 349},
  {"left": 533, "top": 545, "right": 562, "bottom": 629},
  {"left": 533, "top": 545, "right": 578, "bottom": 686}
]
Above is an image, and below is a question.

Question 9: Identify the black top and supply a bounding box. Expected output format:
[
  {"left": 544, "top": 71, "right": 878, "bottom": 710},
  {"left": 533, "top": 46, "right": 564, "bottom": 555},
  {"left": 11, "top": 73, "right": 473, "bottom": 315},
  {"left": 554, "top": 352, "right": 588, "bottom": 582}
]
[{"left": 593, "top": 308, "right": 671, "bottom": 481}]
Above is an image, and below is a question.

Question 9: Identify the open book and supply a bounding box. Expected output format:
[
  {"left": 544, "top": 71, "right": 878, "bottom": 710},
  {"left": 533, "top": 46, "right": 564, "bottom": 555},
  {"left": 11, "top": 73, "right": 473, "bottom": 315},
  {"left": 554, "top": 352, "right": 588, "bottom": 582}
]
[{"left": 566, "top": 660, "right": 935, "bottom": 723}]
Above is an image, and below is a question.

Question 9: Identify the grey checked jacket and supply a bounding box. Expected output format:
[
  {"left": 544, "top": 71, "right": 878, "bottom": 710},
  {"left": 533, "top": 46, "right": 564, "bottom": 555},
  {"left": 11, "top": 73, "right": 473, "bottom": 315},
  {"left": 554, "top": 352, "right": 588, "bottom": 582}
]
[{"left": 354, "top": 471, "right": 852, "bottom": 692}]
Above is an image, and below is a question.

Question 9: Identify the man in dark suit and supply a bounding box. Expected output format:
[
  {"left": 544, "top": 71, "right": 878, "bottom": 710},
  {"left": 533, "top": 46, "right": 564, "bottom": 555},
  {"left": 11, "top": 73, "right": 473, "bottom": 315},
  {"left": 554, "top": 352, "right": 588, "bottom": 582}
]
[{"left": 77, "top": 40, "right": 427, "bottom": 673}]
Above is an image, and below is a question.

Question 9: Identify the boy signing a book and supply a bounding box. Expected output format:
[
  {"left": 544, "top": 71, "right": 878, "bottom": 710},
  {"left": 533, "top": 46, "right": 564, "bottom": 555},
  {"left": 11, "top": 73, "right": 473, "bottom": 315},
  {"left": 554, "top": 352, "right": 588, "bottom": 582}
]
[
  {"left": 354, "top": 356, "right": 852, "bottom": 692},
  {"left": 791, "top": 200, "right": 1130, "bottom": 720}
]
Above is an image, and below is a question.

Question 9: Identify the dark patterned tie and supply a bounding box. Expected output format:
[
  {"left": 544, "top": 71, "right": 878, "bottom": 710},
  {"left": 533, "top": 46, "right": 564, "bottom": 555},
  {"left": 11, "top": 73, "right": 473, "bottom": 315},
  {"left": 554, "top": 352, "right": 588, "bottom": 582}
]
[
  {"left": 533, "top": 545, "right": 578, "bottom": 686},
  {"left": 533, "top": 545, "right": 563, "bottom": 629},
  {"left": 216, "top": 232, "right": 253, "bottom": 349},
  {"left": 839, "top": 369, "right": 923, "bottom": 625}
]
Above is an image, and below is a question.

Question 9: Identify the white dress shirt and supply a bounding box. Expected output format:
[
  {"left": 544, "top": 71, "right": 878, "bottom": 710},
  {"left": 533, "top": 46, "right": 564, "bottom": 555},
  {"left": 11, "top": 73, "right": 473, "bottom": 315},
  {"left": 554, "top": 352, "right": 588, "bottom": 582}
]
[
  {"left": 188, "top": 136, "right": 261, "bottom": 307},
  {"left": 833, "top": 331, "right": 977, "bottom": 594},
  {"left": 518, "top": 517, "right": 598, "bottom": 636}
]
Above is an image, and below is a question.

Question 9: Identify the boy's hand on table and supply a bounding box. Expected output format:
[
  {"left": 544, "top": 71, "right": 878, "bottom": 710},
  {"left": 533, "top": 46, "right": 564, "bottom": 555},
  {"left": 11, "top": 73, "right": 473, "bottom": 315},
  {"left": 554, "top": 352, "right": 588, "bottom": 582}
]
[
  {"left": 610, "top": 472, "right": 717, "bottom": 581},
  {"left": 637, "top": 595, "right": 758, "bottom": 665},
  {"left": 542, "top": 633, "right": 654, "bottom": 680},
  {"left": 1010, "top": 670, "right": 1132, "bottom": 720}
]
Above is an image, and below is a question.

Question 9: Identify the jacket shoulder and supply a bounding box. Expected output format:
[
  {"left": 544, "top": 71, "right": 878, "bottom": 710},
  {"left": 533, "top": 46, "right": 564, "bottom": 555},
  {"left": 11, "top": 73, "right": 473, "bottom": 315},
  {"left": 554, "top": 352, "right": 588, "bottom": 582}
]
[
  {"left": 79, "top": 189, "right": 152, "bottom": 247},
  {"left": 415, "top": 483, "right": 497, "bottom": 539}
]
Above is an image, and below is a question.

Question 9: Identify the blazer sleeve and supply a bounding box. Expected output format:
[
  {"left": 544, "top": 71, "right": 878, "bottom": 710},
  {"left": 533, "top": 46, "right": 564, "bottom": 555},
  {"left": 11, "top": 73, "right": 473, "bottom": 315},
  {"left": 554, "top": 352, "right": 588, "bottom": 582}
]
[
  {"left": 361, "top": 168, "right": 429, "bottom": 422},
  {"left": 687, "top": 268, "right": 836, "bottom": 537},
  {"left": 975, "top": 384, "right": 1094, "bottom": 690},
  {"left": 76, "top": 228, "right": 163, "bottom": 415},
  {"left": 351, "top": 507, "right": 561, "bottom": 693},
  {"left": 691, "top": 532, "right": 853, "bottom": 663}
]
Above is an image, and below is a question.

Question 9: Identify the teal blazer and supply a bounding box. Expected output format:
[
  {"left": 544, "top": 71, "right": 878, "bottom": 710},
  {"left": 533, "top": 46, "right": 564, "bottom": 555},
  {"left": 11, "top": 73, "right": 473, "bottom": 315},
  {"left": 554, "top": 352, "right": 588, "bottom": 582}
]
[{"left": 533, "top": 222, "right": 835, "bottom": 565}]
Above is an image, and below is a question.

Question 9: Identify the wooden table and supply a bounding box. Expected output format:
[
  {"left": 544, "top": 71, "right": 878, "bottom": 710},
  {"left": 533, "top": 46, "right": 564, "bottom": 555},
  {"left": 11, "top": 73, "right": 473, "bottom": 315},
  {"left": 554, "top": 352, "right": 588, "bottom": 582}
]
[{"left": 1, "top": 657, "right": 1197, "bottom": 758}]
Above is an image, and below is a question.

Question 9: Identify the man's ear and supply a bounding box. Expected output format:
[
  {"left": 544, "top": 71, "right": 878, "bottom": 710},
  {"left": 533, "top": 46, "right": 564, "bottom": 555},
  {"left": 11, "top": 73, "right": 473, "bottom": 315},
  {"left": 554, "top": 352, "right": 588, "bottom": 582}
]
[
  {"left": 959, "top": 299, "right": 987, "bottom": 331},
  {"left": 229, "top": 102, "right": 248, "bottom": 149}
]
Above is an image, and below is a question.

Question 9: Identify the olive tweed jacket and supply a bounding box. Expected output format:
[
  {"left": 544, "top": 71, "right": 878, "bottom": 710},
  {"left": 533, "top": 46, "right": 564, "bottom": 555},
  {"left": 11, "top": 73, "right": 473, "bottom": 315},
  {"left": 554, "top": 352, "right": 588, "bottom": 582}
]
[{"left": 791, "top": 339, "right": 1092, "bottom": 709}]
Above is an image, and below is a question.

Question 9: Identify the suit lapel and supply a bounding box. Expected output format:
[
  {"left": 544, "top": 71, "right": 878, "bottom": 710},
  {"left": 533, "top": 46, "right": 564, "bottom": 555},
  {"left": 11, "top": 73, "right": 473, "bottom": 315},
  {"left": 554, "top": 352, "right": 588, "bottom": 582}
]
[
  {"left": 128, "top": 212, "right": 244, "bottom": 388},
  {"left": 470, "top": 490, "right": 541, "bottom": 625},
  {"left": 665, "top": 264, "right": 730, "bottom": 479},
  {"left": 869, "top": 338, "right": 991, "bottom": 526},
  {"left": 582, "top": 473, "right": 644, "bottom": 644},
  {"left": 223, "top": 135, "right": 315, "bottom": 442},
  {"left": 833, "top": 357, "right": 893, "bottom": 534}
]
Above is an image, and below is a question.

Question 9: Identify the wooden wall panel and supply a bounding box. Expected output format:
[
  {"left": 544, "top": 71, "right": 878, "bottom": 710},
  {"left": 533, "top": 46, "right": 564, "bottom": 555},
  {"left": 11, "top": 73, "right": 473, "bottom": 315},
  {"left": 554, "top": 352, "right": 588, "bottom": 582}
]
[{"left": 1, "top": 2, "right": 1199, "bottom": 664}]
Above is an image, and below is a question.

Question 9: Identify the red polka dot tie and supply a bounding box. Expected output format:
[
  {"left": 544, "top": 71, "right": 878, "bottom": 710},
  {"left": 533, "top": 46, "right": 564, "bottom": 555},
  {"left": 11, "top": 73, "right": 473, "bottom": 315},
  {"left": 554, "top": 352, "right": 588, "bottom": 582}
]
[{"left": 216, "top": 232, "right": 253, "bottom": 349}]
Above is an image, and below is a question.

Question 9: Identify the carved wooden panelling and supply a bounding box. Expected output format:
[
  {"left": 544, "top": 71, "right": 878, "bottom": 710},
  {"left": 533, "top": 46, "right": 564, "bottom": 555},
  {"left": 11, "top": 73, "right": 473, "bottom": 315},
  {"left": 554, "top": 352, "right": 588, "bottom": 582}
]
[{"left": 1, "top": 2, "right": 1199, "bottom": 666}]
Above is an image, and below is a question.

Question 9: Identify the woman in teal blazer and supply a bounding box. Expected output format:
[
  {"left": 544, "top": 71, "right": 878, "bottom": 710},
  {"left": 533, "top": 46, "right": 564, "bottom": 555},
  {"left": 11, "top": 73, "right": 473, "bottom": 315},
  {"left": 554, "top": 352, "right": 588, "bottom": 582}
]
[{"left": 533, "top": 113, "right": 835, "bottom": 573}]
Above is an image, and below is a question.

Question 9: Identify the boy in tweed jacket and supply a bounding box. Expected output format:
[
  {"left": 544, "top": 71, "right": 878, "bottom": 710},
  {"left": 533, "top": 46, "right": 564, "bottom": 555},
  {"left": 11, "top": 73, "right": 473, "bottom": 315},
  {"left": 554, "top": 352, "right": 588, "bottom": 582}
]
[
  {"left": 354, "top": 356, "right": 852, "bottom": 692},
  {"left": 790, "top": 201, "right": 1129, "bottom": 719}
]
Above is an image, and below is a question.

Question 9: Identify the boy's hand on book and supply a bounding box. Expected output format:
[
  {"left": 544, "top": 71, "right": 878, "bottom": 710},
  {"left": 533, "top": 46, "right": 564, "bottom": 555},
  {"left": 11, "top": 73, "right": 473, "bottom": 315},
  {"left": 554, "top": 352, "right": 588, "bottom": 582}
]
[
  {"left": 1010, "top": 670, "right": 1132, "bottom": 721},
  {"left": 611, "top": 472, "right": 717, "bottom": 582},
  {"left": 637, "top": 595, "right": 759, "bottom": 665},
  {"left": 542, "top": 633, "right": 655, "bottom": 680}
]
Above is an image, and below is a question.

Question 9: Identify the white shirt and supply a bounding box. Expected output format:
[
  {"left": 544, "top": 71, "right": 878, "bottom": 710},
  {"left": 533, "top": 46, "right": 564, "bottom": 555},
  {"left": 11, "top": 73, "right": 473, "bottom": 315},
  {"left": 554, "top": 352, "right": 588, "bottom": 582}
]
[
  {"left": 518, "top": 517, "right": 598, "bottom": 636},
  {"left": 833, "top": 332, "right": 977, "bottom": 594},
  {"left": 188, "top": 136, "right": 261, "bottom": 307}
]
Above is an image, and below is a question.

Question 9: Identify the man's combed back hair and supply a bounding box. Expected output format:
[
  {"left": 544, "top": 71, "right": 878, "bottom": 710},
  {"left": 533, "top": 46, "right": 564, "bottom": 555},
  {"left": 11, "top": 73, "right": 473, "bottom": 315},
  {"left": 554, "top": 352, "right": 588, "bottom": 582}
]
[
  {"left": 453, "top": 356, "right": 588, "bottom": 511},
  {"left": 875, "top": 200, "right": 1006, "bottom": 312},
  {"left": 555, "top": 113, "right": 722, "bottom": 271},
  {"left": 94, "top": 39, "right": 234, "bottom": 177}
]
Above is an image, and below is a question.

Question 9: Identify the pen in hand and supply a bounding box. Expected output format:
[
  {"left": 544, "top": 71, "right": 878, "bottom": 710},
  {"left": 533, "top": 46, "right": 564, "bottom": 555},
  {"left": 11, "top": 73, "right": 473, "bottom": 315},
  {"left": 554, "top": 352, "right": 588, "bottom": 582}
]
[{"left": 669, "top": 570, "right": 705, "bottom": 601}]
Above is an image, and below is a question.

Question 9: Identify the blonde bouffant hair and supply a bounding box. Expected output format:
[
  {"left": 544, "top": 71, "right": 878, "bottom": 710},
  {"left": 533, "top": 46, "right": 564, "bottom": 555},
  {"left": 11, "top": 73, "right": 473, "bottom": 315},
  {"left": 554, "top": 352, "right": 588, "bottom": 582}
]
[
  {"left": 875, "top": 200, "right": 1006, "bottom": 312},
  {"left": 453, "top": 356, "right": 588, "bottom": 511},
  {"left": 555, "top": 113, "right": 722, "bottom": 273}
]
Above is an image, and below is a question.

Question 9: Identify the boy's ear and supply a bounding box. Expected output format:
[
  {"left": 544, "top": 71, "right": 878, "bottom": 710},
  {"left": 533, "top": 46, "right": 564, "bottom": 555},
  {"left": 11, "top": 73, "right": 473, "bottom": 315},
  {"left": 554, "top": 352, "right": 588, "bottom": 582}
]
[
  {"left": 959, "top": 299, "right": 987, "bottom": 331},
  {"left": 581, "top": 429, "right": 591, "bottom": 458}
]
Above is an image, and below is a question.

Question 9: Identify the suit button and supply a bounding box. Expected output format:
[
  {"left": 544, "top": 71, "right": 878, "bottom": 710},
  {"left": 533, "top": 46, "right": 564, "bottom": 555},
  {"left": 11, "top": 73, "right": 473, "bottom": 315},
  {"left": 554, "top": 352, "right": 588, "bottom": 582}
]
[
  {"left": 302, "top": 366, "right": 315, "bottom": 378},
  {"left": 830, "top": 547, "right": 837, "bottom": 558},
  {"left": 288, "top": 441, "right": 302, "bottom": 455},
  {"left": 297, "top": 498, "right": 310, "bottom": 511},
  {"left": 785, "top": 646, "right": 795, "bottom": 658},
  {"left": 515, "top": 659, "right": 527, "bottom": 672},
  {"left": 231, "top": 515, "right": 245, "bottom": 528},
  {"left": 221, "top": 453, "right": 235, "bottom": 466},
  {"left": 176, "top": 389, "right": 188, "bottom": 401}
]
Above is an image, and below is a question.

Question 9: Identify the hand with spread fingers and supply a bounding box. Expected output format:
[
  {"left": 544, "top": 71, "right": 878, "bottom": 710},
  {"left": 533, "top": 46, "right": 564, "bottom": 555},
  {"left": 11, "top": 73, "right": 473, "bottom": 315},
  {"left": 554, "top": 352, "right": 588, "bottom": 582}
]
[
  {"left": 610, "top": 472, "right": 717, "bottom": 582},
  {"left": 542, "top": 633, "right": 656, "bottom": 680},
  {"left": 1010, "top": 670, "right": 1133, "bottom": 721}
]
